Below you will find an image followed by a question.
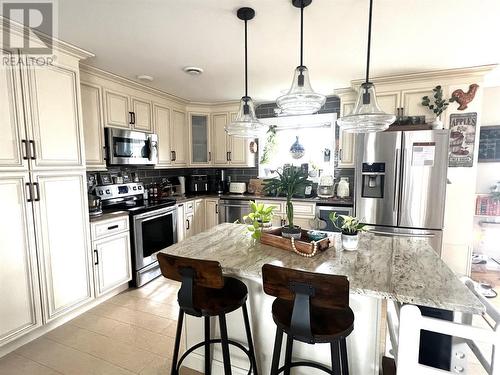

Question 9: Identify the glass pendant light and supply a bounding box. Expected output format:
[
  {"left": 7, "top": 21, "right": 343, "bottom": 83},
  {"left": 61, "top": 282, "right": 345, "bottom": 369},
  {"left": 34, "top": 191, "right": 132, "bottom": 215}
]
[
  {"left": 337, "top": 0, "right": 395, "bottom": 133},
  {"left": 276, "top": 0, "right": 326, "bottom": 115},
  {"left": 225, "top": 7, "right": 268, "bottom": 138}
]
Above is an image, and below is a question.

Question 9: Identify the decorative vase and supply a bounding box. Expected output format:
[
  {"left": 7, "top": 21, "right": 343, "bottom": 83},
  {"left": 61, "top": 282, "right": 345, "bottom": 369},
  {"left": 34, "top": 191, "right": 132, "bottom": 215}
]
[
  {"left": 431, "top": 117, "right": 443, "bottom": 129},
  {"left": 289, "top": 136, "right": 305, "bottom": 159},
  {"left": 342, "top": 232, "right": 359, "bottom": 251},
  {"left": 282, "top": 225, "right": 302, "bottom": 239}
]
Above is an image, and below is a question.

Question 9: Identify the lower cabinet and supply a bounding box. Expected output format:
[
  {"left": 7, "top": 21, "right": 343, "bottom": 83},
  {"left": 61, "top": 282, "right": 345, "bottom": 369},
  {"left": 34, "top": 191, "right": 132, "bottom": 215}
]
[
  {"left": 0, "top": 173, "right": 42, "bottom": 346},
  {"left": 194, "top": 199, "right": 205, "bottom": 235},
  {"left": 205, "top": 198, "right": 219, "bottom": 230},
  {"left": 255, "top": 200, "right": 315, "bottom": 230},
  {"left": 90, "top": 216, "right": 132, "bottom": 297},
  {"left": 176, "top": 203, "right": 186, "bottom": 242},
  {"left": 32, "top": 171, "right": 93, "bottom": 322}
]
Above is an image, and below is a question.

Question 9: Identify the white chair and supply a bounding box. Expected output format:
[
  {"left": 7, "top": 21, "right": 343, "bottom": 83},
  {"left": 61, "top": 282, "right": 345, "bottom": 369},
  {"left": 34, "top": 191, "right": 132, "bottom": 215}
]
[{"left": 395, "top": 278, "right": 500, "bottom": 374}]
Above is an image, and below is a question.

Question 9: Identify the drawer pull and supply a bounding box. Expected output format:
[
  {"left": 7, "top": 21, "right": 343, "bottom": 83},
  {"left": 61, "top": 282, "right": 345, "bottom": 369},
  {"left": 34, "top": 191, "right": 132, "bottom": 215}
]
[
  {"left": 107, "top": 225, "right": 119, "bottom": 230},
  {"left": 94, "top": 249, "right": 99, "bottom": 265}
]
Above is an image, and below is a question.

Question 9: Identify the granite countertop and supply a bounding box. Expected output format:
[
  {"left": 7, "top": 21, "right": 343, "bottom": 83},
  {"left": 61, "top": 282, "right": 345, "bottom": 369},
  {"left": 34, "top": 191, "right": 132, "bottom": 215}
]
[
  {"left": 160, "top": 223, "right": 483, "bottom": 314},
  {"left": 175, "top": 194, "right": 354, "bottom": 206}
]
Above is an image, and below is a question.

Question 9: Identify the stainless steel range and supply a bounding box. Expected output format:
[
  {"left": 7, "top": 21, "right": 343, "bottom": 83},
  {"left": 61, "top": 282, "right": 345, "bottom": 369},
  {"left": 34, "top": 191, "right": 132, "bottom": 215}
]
[{"left": 95, "top": 182, "right": 177, "bottom": 287}]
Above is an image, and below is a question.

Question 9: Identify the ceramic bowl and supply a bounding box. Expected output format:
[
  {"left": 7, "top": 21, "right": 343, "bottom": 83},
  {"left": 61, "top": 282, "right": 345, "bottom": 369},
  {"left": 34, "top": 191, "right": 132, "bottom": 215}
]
[{"left": 307, "top": 230, "right": 327, "bottom": 241}]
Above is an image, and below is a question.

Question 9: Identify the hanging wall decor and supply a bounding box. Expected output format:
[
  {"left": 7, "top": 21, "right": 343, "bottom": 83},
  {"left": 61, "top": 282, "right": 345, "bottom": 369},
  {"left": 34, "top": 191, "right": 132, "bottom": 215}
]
[
  {"left": 290, "top": 136, "right": 305, "bottom": 159},
  {"left": 448, "top": 112, "right": 477, "bottom": 168},
  {"left": 451, "top": 84, "right": 480, "bottom": 111}
]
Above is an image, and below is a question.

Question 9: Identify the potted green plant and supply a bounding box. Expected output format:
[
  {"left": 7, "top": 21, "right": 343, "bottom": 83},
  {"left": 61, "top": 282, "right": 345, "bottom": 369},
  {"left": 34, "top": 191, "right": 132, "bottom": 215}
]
[
  {"left": 329, "top": 212, "right": 366, "bottom": 251},
  {"left": 421, "top": 86, "right": 455, "bottom": 129},
  {"left": 242, "top": 202, "right": 276, "bottom": 240},
  {"left": 264, "top": 167, "right": 311, "bottom": 239}
]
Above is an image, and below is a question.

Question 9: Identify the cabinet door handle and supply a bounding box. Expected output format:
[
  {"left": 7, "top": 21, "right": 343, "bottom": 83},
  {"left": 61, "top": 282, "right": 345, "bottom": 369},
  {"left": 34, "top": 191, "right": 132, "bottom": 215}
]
[
  {"left": 226, "top": 151, "right": 230, "bottom": 161},
  {"left": 186, "top": 219, "right": 190, "bottom": 230},
  {"left": 21, "top": 140, "right": 29, "bottom": 160},
  {"left": 94, "top": 249, "right": 99, "bottom": 265},
  {"left": 29, "top": 140, "right": 36, "bottom": 160},
  {"left": 173, "top": 151, "right": 176, "bottom": 161},
  {"left": 170, "top": 151, "right": 175, "bottom": 161},
  {"left": 339, "top": 149, "right": 343, "bottom": 161},
  {"left": 129, "top": 112, "right": 134, "bottom": 125},
  {"left": 215, "top": 204, "right": 218, "bottom": 214},
  {"left": 33, "top": 182, "right": 40, "bottom": 201},
  {"left": 208, "top": 151, "right": 211, "bottom": 162},
  {"left": 26, "top": 182, "right": 33, "bottom": 202},
  {"left": 228, "top": 151, "right": 232, "bottom": 161},
  {"left": 132, "top": 112, "right": 136, "bottom": 124},
  {"left": 107, "top": 225, "right": 119, "bottom": 230}
]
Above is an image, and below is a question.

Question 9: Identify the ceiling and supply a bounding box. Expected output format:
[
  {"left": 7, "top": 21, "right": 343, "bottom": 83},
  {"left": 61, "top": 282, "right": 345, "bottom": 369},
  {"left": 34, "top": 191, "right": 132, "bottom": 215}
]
[{"left": 58, "top": 0, "right": 500, "bottom": 103}]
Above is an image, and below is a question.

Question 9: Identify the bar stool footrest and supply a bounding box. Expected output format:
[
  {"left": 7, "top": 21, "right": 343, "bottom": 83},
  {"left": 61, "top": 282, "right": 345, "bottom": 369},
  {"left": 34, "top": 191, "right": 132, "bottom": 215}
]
[
  {"left": 175, "top": 338, "right": 254, "bottom": 375},
  {"left": 277, "top": 360, "right": 334, "bottom": 374}
]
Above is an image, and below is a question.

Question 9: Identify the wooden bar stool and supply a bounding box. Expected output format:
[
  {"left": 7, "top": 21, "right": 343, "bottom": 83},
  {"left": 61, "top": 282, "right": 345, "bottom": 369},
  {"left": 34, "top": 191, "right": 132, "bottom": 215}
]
[
  {"left": 262, "top": 264, "right": 354, "bottom": 375},
  {"left": 157, "top": 253, "right": 258, "bottom": 375}
]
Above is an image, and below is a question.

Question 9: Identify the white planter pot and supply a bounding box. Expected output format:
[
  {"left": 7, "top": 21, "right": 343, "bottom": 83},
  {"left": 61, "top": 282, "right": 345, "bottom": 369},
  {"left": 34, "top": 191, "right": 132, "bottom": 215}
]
[
  {"left": 431, "top": 117, "right": 443, "bottom": 129},
  {"left": 342, "top": 233, "right": 359, "bottom": 251}
]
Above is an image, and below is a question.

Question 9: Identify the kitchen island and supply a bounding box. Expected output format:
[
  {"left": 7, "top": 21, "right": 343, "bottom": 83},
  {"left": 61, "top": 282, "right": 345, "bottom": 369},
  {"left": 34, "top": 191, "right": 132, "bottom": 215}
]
[{"left": 160, "top": 223, "right": 482, "bottom": 374}]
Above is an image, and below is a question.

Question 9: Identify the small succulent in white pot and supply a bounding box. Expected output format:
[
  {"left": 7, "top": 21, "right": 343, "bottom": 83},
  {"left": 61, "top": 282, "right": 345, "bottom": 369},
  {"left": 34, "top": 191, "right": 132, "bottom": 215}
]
[{"left": 329, "top": 213, "right": 366, "bottom": 251}]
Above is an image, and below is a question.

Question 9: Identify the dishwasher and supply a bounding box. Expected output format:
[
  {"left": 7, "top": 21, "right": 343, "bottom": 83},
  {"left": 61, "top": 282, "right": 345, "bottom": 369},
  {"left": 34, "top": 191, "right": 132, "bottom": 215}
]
[{"left": 219, "top": 199, "right": 253, "bottom": 223}]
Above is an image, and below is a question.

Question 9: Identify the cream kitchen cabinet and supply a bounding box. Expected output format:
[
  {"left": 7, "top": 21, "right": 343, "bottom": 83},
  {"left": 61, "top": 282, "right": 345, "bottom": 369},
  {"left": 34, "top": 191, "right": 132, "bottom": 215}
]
[
  {"left": 91, "top": 215, "right": 131, "bottom": 297},
  {"left": 0, "top": 49, "right": 28, "bottom": 172},
  {"left": 176, "top": 202, "right": 186, "bottom": 242},
  {"left": 0, "top": 173, "right": 42, "bottom": 346},
  {"left": 211, "top": 112, "right": 254, "bottom": 167},
  {"left": 81, "top": 82, "right": 106, "bottom": 170},
  {"left": 255, "top": 200, "right": 315, "bottom": 229},
  {"left": 104, "top": 88, "right": 153, "bottom": 132},
  {"left": 171, "top": 109, "right": 188, "bottom": 166},
  {"left": 205, "top": 198, "right": 219, "bottom": 230},
  {"left": 189, "top": 113, "right": 211, "bottom": 166},
  {"left": 32, "top": 171, "right": 93, "bottom": 322},
  {"left": 22, "top": 62, "right": 85, "bottom": 170},
  {"left": 337, "top": 100, "right": 357, "bottom": 168},
  {"left": 154, "top": 104, "right": 172, "bottom": 167},
  {"left": 194, "top": 199, "right": 205, "bottom": 235}
]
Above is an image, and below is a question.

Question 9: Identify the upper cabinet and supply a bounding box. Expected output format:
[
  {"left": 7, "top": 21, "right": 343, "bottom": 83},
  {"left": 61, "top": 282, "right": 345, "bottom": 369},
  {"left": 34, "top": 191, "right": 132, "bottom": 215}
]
[
  {"left": 103, "top": 89, "right": 153, "bottom": 132},
  {"left": 154, "top": 104, "right": 172, "bottom": 167},
  {"left": 337, "top": 101, "right": 356, "bottom": 168},
  {"left": 189, "top": 113, "right": 211, "bottom": 166},
  {"left": 0, "top": 49, "right": 27, "bottom": 172},
  {"left": 210, "top": 111, "right": 255, "bottom": 167},
  {"left": 171, "top": 109, "right": 188, "bottom": 166},
  {"left": 22, "top": 62, "right": 84, "bottom": 170},
  {"left": 81, "top": 82, "right": 106, "bottom": 170}
]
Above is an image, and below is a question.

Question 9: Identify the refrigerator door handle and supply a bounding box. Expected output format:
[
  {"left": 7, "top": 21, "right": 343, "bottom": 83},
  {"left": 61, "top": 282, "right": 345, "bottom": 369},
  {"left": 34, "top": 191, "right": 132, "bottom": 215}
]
[
  {"left": 369, "top": 229, "right": 436, "bottom": 238},
  {"left": 393, "top": 148, "right": 401, "bottom": 215}
]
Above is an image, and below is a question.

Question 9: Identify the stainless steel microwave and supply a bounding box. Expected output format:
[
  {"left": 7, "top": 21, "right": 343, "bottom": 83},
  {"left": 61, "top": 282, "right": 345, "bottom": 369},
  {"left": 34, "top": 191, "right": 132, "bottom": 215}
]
[{"left": 105, "top": 127, "right": 158, "bottom": 166}]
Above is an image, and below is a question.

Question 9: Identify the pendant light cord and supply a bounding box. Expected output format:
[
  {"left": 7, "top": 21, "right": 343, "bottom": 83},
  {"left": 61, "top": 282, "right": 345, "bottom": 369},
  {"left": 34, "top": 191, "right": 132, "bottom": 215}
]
[
  {"left": 300, "top": 0, "right": 304, "bottom": 67},
  {"left": 244, "top": 19, "right": 248, "bottom": 98},
  {"left": 365, "top": 0, "right": 373, "bottom": 84}
]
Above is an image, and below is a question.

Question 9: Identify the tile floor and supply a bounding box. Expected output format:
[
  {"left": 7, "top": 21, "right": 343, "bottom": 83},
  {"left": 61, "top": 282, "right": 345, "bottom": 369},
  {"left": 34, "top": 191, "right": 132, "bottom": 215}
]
[{"left": 0, "top": 277, "right": 202, "bottom": 375}]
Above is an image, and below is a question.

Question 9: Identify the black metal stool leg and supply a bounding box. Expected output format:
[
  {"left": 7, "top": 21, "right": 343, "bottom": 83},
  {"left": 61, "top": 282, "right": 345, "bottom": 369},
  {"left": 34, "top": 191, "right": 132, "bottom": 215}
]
[
  {"left": 330, "top": 339, "right": 341, "bottom": 375},
  {"left": 284, "top": 335, "right": 293, "bottom": 375},
  {"left": 219, "top": 314, "right": 232, "bottom": 375},
  {"left": 171, "top": 309, "right": 184, "bottom": 375},
  {"left": 242, "top": 303, "right": 259, "bottom": 374},
  {"left": 270, "top": 327, "right": 283, "bottom": 375},
  {"left": 340, "top": 337, "right": 349, "bottom": 375},
  {"left": 204, "top": 316, "right": 211, "bottom": 375}
]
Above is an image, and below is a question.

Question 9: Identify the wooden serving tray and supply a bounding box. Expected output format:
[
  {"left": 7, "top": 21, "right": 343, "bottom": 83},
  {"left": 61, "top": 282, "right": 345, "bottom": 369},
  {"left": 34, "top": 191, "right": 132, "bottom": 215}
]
[{"left": 260, "top": 228, "right": 330, "bottom": 256}]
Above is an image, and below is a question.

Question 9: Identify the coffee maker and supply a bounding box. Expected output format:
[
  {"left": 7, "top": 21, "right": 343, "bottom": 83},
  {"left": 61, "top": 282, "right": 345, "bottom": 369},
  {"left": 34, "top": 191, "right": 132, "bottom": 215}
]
[{"left": 215, "top": 169, "right": 229, "bottom": 194}]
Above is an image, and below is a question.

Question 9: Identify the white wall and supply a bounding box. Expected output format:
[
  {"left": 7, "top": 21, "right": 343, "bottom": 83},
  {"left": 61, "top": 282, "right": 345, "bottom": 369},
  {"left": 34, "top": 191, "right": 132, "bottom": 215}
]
[{"left": 476, "top": 87, "right": 500, "bottom": 193}]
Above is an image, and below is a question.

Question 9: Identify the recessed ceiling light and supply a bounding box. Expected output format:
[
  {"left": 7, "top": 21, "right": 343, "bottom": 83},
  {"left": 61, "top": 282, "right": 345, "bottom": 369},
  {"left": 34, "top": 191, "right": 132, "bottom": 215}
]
[
  {"left": 183, "top": 66, "right": 204, "bottom": 76},
  {"left": 136, "top": 75, "right": 154, "bottom": 82}
]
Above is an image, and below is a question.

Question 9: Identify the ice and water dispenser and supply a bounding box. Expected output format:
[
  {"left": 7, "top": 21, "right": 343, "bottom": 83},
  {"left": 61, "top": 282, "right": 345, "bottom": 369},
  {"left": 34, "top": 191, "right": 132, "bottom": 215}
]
[{"left": 361, "top": 162, "right": 385, "bottom": 198}]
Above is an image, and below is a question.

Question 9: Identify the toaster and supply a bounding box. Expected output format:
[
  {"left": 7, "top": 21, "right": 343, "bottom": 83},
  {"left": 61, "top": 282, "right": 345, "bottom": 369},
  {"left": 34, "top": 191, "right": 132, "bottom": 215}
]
[{"left": 229, "top": 182, "right": 247, "bottom": 194}]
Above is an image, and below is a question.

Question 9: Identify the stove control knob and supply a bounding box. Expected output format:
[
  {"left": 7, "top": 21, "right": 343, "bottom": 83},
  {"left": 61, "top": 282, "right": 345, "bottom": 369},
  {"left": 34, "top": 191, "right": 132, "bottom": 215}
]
[
  {"left": 138, "top": 186, "right": 142, "bottom": 190},
  {"left": 133, "top": 186, "right": 137, "bottom": 191},
  {"left": 105, "top": 189, "right": 110, "bottom": 194},
  {"left": 98, "top": 190, "right": 103, "bottom": 195}
]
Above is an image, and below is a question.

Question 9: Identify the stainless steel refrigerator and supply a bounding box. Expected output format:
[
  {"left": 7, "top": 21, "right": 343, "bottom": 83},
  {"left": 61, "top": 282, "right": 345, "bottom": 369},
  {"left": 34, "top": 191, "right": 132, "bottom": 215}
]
[{"left": 355, "top": 130, "right": 450, "bottom": 254}]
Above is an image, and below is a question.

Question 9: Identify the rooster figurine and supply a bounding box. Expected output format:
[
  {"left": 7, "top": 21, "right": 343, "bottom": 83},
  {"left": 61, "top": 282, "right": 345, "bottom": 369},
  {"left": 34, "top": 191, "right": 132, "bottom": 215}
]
[{"left": 451, "top": 84, "right": 479, "bottom": 110}]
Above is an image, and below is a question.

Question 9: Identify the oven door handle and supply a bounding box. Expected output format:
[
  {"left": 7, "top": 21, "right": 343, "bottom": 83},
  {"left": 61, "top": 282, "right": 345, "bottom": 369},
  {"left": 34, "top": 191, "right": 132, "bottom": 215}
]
[{"left": 134, "top": 207, "right": 176, "bottom": 221}]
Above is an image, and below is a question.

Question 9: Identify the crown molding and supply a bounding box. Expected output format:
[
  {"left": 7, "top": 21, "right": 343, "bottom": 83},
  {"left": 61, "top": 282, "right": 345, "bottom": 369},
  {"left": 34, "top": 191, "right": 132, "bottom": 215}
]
[
  {"left": 80, "top": 64, "right": 188, "bottom": 104},
  {"left": 0, "top": 16, "right": 94, "bottom": 60},
  {"left": 351, "top": 65, "right": 498, "bottom": 88}
]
